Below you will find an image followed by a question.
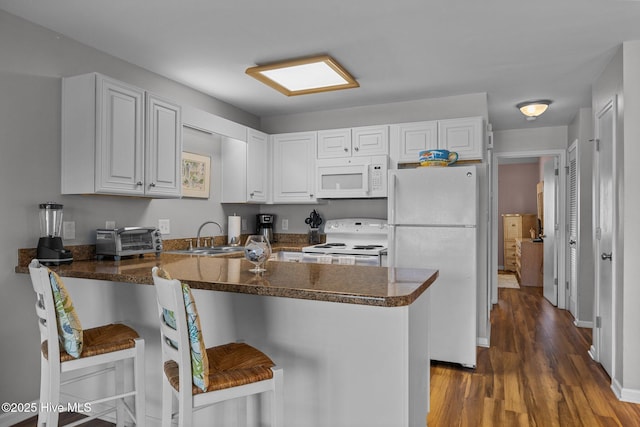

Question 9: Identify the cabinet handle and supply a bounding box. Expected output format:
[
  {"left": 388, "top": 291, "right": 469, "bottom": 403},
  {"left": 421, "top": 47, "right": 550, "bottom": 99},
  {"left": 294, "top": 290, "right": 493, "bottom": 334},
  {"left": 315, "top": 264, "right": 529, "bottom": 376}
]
[
  {"left": 569, "top": 240, "right": 576, "bottom": 246},
  {"left": 309, "top": 194, "right": 314, "bottom": 198},
  {"left": 354, "top": 146, "right": 359, "bottom": 152},
  {"left": 344, "top": 147, "right": 349, "bottom": 152},
  {"left": 601, "top": 252, "right": 612, "bottom": 261},
  {"left": 149, "top": 182, "right": 156, "bottom": 187},
  {"left": 250, "top": 192, "right": 255, "bottom": 197},
  {"left": 136, "top": 181, "right": 143, "bottom": 186}
]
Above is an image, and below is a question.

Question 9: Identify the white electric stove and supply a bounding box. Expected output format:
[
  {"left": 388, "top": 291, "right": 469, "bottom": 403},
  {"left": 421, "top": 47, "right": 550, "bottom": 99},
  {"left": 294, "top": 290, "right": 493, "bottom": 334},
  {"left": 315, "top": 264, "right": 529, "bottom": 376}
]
[{"left": 302, "top": 218, "right": 388, "bottom": 266}]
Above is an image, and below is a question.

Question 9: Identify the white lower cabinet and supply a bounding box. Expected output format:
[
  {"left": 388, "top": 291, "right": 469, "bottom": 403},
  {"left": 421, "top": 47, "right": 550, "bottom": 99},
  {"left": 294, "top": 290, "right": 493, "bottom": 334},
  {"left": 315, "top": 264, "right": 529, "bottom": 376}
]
[
  {"left": 272, "top": 131, "right": 318, "bottom": 203},
  {"left": 61, "top": 73, "right": 182, "bottom": 198}
]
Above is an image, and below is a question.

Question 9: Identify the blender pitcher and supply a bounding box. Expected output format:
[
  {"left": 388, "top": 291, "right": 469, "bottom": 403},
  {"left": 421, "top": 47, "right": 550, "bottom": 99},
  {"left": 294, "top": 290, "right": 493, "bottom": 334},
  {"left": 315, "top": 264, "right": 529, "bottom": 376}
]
[{"left": 37, "top": 202, "right": 73, "bottom": 265}]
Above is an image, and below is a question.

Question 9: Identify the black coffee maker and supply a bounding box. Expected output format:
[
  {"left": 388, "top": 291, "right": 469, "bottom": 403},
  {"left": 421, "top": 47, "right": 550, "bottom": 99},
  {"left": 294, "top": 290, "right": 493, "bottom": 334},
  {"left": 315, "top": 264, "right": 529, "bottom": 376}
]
[
  {"left": 37, "top": 202, "right": 73, "bottom": 265},
  {"left": 256, "top": 214, "right": 276, "bottom": 243}
]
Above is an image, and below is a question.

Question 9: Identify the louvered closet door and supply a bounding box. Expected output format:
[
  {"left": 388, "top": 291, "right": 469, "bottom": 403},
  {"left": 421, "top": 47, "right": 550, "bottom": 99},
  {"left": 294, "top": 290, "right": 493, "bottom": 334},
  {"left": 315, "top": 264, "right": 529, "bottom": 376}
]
[{"left": 568, "top": 145, "right": 578, "bottom": 316}]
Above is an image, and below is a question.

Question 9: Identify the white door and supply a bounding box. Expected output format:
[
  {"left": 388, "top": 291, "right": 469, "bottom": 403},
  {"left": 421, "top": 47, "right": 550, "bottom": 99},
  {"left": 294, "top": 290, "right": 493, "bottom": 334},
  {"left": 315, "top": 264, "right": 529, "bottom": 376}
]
[
  {"left": 543, "top": 158, "right": 558, "bottom": 305},
  {"left": 595, "top": 99, "right": 616, "bottom": 377},
  {"left": 568, "top": 144, "right": 578, "bottom": 316}
]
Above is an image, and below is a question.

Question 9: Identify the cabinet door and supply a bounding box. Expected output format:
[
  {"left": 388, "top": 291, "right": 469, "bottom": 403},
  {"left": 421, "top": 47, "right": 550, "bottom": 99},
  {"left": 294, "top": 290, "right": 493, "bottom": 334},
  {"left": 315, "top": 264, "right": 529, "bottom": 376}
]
[
  {"left": 95, "top": 76, "right": 145, "bottom": 195},
  {"left": 352, "top": 125, "right": 388, "bottom": 156},
  {"left": 393, "top": 121, "right": 438, "bottom": 162},
  {"left": 318, "top": 128, "right": 351, "bottom": 158},
  {"left": 437, "top": 117, "right": 483, "bottom": 160},
  {"left": 145, "top": 93, "right": 182, "bottom": 198},
  {"left": 220, "top": 137, "right": 247, "bottom": 203},
  {"left": 246, "top": 128, "right": 269, "bottom": 202},
  {"left": 272, "top": 132, "right": 317, "bottom": 203}
]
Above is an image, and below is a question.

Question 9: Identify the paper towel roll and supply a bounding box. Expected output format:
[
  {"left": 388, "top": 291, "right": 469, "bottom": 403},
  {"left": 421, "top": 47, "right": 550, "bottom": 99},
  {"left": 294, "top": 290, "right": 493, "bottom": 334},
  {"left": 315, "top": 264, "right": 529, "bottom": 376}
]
[{"left": 228, "top": 215, "right": 241, "bottom": 246}]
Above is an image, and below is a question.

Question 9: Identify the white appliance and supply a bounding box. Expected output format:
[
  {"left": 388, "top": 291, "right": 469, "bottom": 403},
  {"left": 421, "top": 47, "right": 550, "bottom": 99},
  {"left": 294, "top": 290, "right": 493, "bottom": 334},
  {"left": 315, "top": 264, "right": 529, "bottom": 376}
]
[
  {"left": 315, "top": 156, "right": 388, "bottom": 199},
  {"left": 388, "top": 166, "right": 479, "bottom": 368},
  {"left": 302, "top": 218, "right": 388, "bottom": 266}
]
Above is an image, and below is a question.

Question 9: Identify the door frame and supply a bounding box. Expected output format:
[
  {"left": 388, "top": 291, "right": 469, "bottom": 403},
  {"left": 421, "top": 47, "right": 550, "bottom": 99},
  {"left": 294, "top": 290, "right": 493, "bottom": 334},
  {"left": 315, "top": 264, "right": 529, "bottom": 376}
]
[
  {"left": 590, "top": 97, "right": 618, "bottom": 378},
  {"left": 490, "top": 148, "right": 567, "bottom": 308}
]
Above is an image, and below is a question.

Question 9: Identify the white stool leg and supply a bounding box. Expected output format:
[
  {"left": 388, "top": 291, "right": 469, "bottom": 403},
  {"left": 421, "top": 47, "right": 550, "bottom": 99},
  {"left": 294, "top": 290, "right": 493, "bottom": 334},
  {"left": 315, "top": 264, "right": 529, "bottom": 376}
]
[
  {"left": 134, "top": 339, "right": 146, "bottom": 426},
  {"left": 47, "top": 362, "right": 61, "bottom": 427},
  {"left": 272, "top": 368, "right": 284, "bottom": 427},
  {"left": 37, "top": 355, "right": 48, "bottom": 427},
  {"left": 161, "top": 378, "right": 173, "bottom": 427},
  {"left": 115, "top": 360, "right": 125, "bottom": 427}
]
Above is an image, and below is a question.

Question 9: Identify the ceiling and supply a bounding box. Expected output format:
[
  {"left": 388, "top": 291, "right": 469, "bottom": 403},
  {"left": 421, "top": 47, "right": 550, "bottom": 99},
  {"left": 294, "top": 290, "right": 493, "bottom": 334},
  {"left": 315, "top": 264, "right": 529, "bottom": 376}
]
[{"left": 1, "top": 0, "right": 639, "bottom": 131}]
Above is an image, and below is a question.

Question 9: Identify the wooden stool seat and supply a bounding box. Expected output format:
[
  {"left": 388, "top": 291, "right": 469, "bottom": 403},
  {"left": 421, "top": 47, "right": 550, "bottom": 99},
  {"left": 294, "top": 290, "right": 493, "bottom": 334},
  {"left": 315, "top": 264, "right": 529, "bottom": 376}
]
[
  {"left": 42, "top": 323, "right": 140, "bottom": 362},
  {"left": 164, "top": 342, "right": 275, "bottom": 394}
]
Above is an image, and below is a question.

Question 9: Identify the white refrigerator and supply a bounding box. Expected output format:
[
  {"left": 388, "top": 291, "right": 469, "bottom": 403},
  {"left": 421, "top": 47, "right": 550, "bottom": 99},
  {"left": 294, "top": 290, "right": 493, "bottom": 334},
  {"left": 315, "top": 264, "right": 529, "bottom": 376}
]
[{"left": 388, "top": 166, "right": 479, "bottom": 368}]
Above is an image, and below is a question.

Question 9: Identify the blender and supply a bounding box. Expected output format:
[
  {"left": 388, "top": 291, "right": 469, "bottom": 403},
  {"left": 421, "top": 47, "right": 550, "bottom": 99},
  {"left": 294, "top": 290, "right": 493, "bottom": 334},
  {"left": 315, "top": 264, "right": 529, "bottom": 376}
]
[{"left": 37, "top": 202, "right": 73, "bottom": 265}]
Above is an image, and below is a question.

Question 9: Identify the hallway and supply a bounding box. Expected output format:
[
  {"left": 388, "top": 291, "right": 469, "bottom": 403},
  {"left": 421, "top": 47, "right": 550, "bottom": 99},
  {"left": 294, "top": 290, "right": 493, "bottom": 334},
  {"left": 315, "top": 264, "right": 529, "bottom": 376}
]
[{"left": 428, "top": 287, "right": 640, "bottom": 426}]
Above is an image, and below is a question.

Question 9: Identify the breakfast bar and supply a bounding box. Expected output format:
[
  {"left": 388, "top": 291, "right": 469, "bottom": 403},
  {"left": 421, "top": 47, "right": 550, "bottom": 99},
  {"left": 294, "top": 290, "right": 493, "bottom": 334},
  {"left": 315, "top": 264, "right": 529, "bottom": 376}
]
[{"left": 17, "top": 254, "right": 438, "bottom": 427}]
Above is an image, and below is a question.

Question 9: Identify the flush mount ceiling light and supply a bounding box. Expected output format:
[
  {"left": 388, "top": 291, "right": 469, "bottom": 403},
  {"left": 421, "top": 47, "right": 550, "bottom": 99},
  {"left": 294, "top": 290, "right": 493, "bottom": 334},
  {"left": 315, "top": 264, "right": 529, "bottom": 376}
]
[
  {"left": 516, "top": 100, "right": 552, "bottom": 121},
  {"left": 245, "top": 55, "right": 359, "bottom": 96}
]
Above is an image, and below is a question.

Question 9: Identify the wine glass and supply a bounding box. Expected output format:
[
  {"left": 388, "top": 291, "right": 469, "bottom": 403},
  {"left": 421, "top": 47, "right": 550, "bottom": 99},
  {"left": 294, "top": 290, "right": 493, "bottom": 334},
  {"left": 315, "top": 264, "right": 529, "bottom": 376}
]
[{"left": 244, "top": 235, "right": 272, "bottom": 273}]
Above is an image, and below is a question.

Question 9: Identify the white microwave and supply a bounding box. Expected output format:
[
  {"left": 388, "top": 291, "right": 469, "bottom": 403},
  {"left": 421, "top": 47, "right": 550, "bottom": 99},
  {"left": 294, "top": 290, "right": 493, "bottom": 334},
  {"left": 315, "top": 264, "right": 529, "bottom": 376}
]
[{"left": 315, "top": 155, "right": 388, "bottom": 199}]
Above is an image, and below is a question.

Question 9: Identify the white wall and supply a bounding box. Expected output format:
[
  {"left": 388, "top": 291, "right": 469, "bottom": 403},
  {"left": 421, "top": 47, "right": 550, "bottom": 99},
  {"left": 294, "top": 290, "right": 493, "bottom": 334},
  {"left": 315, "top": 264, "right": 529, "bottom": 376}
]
[
  {"left": 0, "top": 9, "right": 261, "bottom": 404},
  {"left": 591, "top": 41, "right": 640, "bottom": 401},
  {"left": 493, "top": 126, "right": 568, "bottom": 153},
  {"left": 621, "top": 40, "right": 640, "bottom": 397},
  {"left": 260, "top": 92, "right": 489, "bottom": 134}
]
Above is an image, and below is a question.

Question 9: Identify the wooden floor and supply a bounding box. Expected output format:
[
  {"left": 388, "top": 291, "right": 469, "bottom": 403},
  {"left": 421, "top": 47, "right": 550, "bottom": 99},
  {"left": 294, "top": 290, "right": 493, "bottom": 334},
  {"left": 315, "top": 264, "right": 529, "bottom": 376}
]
[
  {"left": 428, "top": 286, "right": 640, "bottom": 427},
  {"left": 15, "top": 286, "right": 640, "bottom": 426}
]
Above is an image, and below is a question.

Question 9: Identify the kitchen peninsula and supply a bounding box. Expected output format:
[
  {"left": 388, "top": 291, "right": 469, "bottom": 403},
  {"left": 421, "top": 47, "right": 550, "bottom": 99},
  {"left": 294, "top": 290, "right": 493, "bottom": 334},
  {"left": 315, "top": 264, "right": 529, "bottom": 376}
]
[{"left": 17, "top": 254, "right": 437, "bottom": 427}]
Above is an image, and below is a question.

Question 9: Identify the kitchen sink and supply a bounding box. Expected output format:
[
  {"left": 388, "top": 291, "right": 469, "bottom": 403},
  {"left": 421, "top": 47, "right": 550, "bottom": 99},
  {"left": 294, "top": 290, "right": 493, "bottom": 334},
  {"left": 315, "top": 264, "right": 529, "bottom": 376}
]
[{"left": 165, "top": 246, "right": 244, "bottom": 256}]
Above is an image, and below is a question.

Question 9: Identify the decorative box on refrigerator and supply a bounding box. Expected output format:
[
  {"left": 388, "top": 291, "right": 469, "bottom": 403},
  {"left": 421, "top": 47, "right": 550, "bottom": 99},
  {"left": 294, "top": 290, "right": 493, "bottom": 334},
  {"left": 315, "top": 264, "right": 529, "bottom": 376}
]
[{"left": 388, "top": 166, "right": 479, "bottom": 368}]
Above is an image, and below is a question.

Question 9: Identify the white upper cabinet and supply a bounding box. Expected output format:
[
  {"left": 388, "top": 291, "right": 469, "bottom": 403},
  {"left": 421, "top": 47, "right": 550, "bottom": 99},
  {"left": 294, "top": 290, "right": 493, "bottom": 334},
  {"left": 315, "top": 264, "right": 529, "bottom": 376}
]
[
  {"left": 272, "top": 131, "right": 318, "bottom": 203},
  {"left": 317, "top": 128, "right": 352, "bottom": 158},
  {"left": 437, "top": 117, "right": 484, "bottom": 160},
  {"left": 221, "top": 128, "right": 269, "bottom": 204},
  {"left": 391, "top": 116, "right": 484, "bottom": 165},
  {"left": 352, "top": 125, "right": 388, "bottom": 156},
  {"left": 391, "top": 121, "right": 438, "bottom": 163},
  {"left": 61, "top": 73, "right": 182, "bottom": 198},
  {"left": 317, "top": 126, "right": 389, "bottom": 158},
  {"left": 246, "top": 128, "right": 269, "bottom": 203},
  {"left": 145, "top": 93, "right": 182, "bottom": 197}
]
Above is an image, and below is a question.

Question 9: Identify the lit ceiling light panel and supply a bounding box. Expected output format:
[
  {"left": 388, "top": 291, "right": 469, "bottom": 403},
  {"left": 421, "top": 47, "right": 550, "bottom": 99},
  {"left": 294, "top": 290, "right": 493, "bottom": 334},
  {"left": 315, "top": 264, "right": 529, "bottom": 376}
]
[{"left": 246, "top": 55, "right": 359, "bottom": 96}]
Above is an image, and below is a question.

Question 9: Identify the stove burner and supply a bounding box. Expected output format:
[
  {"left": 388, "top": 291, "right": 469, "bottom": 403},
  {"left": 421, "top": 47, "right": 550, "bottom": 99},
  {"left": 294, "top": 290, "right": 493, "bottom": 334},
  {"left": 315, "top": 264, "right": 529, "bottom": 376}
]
[
  {"left": 352, "top": 245, "right": 384, "bottom": 250},
  {"left": 315, "top": 243, "right": 346, "bottom": 248}
]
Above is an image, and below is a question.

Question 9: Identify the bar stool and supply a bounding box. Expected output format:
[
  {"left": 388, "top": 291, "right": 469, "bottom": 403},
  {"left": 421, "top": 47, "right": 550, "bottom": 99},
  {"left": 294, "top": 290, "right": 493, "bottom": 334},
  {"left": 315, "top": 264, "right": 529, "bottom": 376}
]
[
  {"left": 28, "top": 259, "right": 146, "bottom": 427},
  {"left": 151, "top": 266, "right": 283, "bottom": 427}
]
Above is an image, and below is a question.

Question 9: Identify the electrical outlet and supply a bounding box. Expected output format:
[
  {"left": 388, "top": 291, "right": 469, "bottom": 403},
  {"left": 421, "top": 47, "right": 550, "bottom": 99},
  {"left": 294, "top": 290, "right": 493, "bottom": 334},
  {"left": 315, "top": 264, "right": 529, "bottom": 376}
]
[
  {"left": 158, "top": 219, "right": 170, "bottom": 235},
  {"left": 282, "top": 219, "right": 289, "bottom": 231},
  {"left": 106, "top": 220, "right": 116, "bottom": 229},
  {"left": 241, "top": 219, "right": 247, "bottom": 231},
  {"left": 62, "top": 221, "right": 75, "bottom": 240}
]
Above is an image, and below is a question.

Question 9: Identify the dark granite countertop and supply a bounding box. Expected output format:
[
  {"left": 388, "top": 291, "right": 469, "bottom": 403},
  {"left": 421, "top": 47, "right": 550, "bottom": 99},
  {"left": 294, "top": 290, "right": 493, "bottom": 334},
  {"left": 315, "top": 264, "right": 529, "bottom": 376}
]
[{"left": 16, "top": 252, "right": 438, "bottom": 307}]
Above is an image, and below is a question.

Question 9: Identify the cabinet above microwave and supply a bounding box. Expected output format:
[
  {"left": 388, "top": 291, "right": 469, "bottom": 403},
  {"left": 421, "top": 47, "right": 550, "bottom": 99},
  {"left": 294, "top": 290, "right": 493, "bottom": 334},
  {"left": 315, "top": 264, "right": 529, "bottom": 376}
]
[{"left": 316, "top": 155, "right": 388, "bottom": 199}]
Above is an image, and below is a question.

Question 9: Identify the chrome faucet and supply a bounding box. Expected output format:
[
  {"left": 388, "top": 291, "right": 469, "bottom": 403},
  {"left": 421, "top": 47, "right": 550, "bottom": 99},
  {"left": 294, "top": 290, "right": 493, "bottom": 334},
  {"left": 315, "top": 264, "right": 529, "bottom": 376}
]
[{"left": 196, "top": 221, "right": 223, "bottom": 248}]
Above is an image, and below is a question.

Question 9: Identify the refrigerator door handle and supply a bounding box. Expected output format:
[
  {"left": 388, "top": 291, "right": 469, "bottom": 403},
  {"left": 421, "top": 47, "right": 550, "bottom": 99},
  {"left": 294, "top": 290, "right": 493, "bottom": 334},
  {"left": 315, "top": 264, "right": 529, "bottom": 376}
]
[
  {"left": 387, "top": 224, "right": 396, "bottom": 268},
  {"left": 388, "top": 173, "right": 396, "bottom": 225}
]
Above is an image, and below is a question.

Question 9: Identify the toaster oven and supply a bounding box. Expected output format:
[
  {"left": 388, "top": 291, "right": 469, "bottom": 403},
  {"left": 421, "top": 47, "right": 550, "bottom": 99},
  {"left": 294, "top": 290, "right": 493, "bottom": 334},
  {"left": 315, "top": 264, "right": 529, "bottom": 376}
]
[{"left": 96, "top": 227, "right": 163, "bottom": 259}]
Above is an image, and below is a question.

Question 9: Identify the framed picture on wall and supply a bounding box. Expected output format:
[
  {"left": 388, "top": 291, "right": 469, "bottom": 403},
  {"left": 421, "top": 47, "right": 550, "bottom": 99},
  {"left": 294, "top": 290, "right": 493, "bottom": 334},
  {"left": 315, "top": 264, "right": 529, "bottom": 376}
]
[{"left": 181, "top": 152, "right": 211, "bottom": 198}]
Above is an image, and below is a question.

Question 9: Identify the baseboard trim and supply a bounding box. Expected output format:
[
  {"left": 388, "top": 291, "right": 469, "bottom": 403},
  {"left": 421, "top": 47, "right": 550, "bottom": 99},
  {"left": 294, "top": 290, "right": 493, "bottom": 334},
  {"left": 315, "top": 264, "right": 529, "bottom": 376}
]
[
  {"left": 612, "top": 379, "right": 640, "bottom": 403},
  {"left": 573, "top": 319, "right": 594, "bottom": 328},
  {"left": 477, "top": 337, "right": 490, "bottom": 348}
]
